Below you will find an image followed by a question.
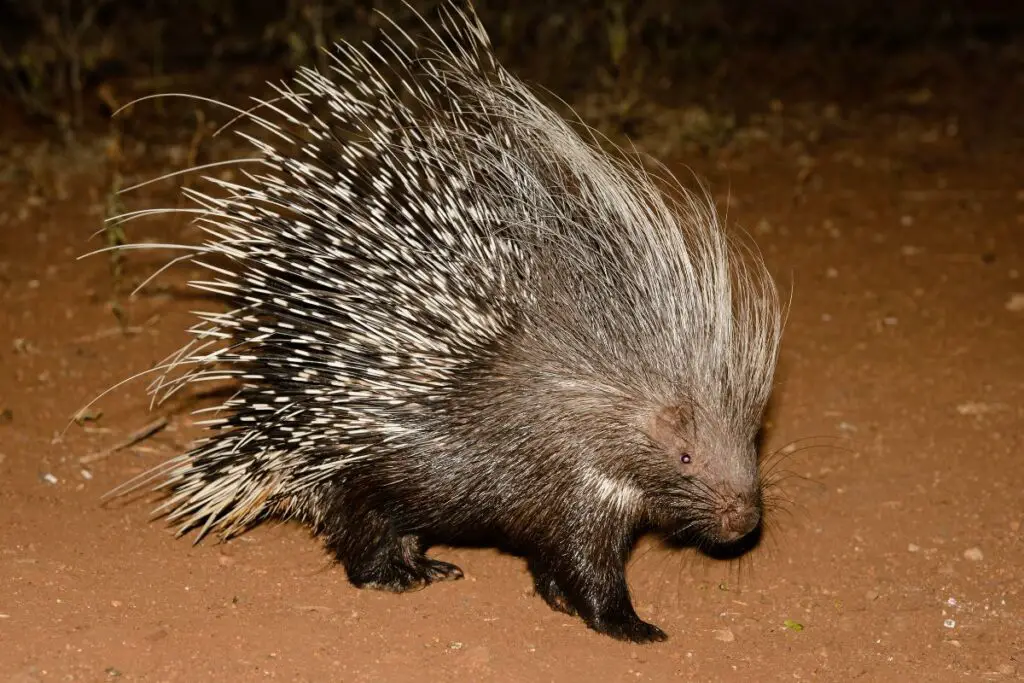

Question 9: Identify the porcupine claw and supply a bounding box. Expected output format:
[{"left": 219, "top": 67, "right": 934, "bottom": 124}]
[
  {"left": 351, "top": 555, "right": 465, "bottom": 593},
  {"left": 591, "top": 612, "right": 668, "bottom": 644},
  {"left": 416, "top": 557, "right": 465, "bottom": 584}
]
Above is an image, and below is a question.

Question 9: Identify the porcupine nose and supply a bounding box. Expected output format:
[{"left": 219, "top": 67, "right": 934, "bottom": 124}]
[{"left": 718, "top": 496, "right": 761, "bottom": 542}]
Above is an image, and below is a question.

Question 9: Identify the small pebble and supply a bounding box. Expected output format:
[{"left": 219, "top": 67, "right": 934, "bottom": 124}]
[
  {"left": 1006, "top": 293, "right": 1024, "bottom": 312},
  {"left": 712, "top": 628, "right": 735, "bottom": 642},
  {"left": 943, "top": 619, "right": 956, "bottom": 629},
  {"left": 963, "top": 547, "right": 984, "bottom": 562},
  {"left": 957, "top": 402, "right": 1003, "bottom": 416},
  {"left": 907, "top": 543, "right": 920, "bottom": 552}
]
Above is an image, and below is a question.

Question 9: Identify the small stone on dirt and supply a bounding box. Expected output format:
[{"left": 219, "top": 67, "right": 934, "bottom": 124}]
[
  {"left": 713, "top": 628, "right": 735, "bottom": 642},
  {"left": 956, "top": 402, "right": 1004, "bottom": 416},
  {"left": 963, "top": 547, "right": 984, "bottom": 562}
]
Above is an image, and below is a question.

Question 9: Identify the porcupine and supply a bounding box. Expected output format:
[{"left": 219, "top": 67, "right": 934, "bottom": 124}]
[{"left": 105, "top": 1, "right": 783, "bottom": 643}]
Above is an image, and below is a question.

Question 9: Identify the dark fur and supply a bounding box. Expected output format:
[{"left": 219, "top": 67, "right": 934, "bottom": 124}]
[{"left": 317, "top": 339, "right": 764, "bottom": 643}]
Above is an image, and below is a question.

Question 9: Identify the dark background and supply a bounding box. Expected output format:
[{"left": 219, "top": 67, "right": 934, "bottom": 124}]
[{"left": 2, "top": 0, "right": 1022, "bottom": 135}]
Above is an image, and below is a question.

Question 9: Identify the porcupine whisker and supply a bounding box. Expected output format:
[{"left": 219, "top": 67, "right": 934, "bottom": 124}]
[
  {"left": 759, "top": 437, "right": 849, "bottom": 478},
  {"left": 760, "top": 468, "right": 811, "bottom": 494}
]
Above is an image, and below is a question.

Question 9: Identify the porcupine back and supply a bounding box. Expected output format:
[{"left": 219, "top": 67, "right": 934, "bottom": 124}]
[{"left": 113, "top": 2, "right": 781, "bottom": 556}]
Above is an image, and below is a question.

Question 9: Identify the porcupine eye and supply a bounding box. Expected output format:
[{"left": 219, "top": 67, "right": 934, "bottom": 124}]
[{"left": 680, "top": 453, "right": 692, "bottom": 465}]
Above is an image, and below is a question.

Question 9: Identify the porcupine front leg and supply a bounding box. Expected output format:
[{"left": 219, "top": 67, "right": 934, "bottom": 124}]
[
  {"left": 529, "top": 524, "right": 666, "bottom": 643},
  {"left": 322, "top": 484, "right": 463, "bottom": 592}
]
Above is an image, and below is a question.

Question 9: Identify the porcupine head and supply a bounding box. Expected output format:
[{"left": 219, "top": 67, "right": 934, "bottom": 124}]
[{"left": 101, "top": 1, "right": 783, "bottom": 645}]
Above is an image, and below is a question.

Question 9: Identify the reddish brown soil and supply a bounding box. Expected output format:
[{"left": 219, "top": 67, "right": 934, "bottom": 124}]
[{"left": 2, "top": 41, "right": 1023, "bottom": 682}]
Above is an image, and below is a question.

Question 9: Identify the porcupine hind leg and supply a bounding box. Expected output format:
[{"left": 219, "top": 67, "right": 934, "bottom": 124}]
[
  {"left": 528, "top": 524, "right": 667, "bottom": 643},
  {"left": 322, "top": 484, "right": 463, "bottom": 592},
  {"left": 528, "top": 558, "right": 577, "bottom": 615}
]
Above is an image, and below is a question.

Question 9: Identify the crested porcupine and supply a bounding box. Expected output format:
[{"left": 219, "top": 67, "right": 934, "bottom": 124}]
[{"left": 102, "top": 1, "right": 784, "bottom": 643}]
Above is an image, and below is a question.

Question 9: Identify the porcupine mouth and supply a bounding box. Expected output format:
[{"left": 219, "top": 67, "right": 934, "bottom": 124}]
[
  {"left": 700, "top": 503, "right": 764, "bottom": 558},
  {"left": 661, "top": 495, "right": 764, "bottom": 556},
  {"left": 716, "top": 497, "right": 762, "bottom": 543}
]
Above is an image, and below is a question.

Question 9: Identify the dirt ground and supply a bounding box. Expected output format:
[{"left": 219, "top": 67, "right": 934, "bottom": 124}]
[{"left": 1, "top": 16, "right": 1023, "bottom": 683}]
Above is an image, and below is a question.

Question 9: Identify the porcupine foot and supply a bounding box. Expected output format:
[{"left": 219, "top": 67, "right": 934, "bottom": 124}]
[
  {"left": 332, "top": 530, "right": 464, "bottom": 592},
  {"left": 323, "top": 492, "right": 463, "bottom": 592},
  {"left": 528, "top": 528, "right": 667, "bottom": 643},
  {"left": 531, "top": 556, "right": 666, "bottom": 643}
]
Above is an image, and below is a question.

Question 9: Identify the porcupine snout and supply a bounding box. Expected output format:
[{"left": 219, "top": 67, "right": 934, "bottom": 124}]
[{"left": 715, "top": 489, "right": 762, "bottom": 543}]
